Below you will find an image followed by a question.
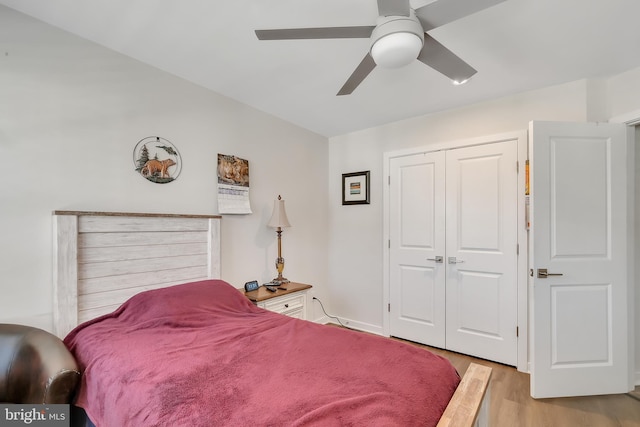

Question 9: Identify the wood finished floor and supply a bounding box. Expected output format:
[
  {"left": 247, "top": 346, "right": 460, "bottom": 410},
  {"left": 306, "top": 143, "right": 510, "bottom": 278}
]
[{"left": 396, "top": 338, "right": 640, "bottom": 427}]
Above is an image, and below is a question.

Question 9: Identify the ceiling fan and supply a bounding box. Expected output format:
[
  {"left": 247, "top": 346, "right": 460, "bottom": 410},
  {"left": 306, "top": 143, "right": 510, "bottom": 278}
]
[{"left": 255, "top": 0, "right": 506, "bottom": 95}]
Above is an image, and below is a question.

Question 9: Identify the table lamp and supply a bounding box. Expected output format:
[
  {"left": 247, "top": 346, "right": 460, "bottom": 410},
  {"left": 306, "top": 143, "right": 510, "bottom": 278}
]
[{"left": 268, "top": 195, "right": 291, "bottom": 285}]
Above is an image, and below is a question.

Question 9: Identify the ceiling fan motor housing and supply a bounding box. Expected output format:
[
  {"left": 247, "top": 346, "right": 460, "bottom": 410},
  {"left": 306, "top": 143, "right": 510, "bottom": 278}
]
[{"left": 370, "top": 11, "right": 424, "bottom": 68}]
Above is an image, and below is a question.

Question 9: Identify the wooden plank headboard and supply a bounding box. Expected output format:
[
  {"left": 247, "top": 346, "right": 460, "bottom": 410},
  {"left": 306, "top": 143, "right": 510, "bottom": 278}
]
[{"left": 52, "top": 211, "right": 221, "bottom": 338}]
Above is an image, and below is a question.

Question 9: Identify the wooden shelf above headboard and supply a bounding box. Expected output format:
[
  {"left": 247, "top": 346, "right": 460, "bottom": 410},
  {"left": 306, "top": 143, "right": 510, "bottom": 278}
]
[{"left": 52, "top": 211, "right": 222, "bottom": 338}]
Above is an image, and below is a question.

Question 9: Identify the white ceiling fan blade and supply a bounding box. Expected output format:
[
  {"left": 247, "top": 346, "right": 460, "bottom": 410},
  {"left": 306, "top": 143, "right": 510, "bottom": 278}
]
[
  {"left": 417, "top": 34, "right": 477, "bottom": 83},
  {"left": 415, "top": 0, "right": 507, "bottom": 32},
  {"left": 337, "top": 53, "right": 377, "bottom": 96},
  {"left": 377, "top": 0, "right": 410, "bottom": 17},
  {"left": 255, "top": 27, "right": 375, "bottom": 40}
]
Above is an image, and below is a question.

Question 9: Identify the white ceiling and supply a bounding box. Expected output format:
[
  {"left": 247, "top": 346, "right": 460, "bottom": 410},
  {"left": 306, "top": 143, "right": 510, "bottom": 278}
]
[{"left": 2, "top": 0, "right": 640, "bottom": 137}]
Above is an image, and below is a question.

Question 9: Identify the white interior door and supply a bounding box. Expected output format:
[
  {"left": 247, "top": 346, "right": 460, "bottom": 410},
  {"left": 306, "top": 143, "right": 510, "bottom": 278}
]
[
  {"left": 389, "top": 151, "right": 446, "bottom": 347},
  {"left": 530, "top": 121, "right": 633, "bottom": 398},
  {"left": 445, "top": 142, "right": 518, "bottom": 366}
]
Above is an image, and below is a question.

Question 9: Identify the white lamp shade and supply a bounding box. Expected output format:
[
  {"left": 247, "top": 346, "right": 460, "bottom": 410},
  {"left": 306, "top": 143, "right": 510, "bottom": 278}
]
[
  {"left": 268, "top": 197, "right": 291, "bottom": 228},
  {"left": 370, "top": 32, "right": 422, "bottom": 68}
]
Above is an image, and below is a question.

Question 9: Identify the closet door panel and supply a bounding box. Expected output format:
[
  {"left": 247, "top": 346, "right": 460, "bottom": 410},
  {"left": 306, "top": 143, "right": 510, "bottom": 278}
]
[
  {"left": 389, "top": 152, "right": 446, "bottom": 347},
  {"left": 445, "top": 141, "right": 518, "bottom": 366}
]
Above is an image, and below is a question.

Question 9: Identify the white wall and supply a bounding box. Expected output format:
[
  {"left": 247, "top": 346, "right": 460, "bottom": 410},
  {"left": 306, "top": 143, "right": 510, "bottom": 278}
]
[
  {"left": 327, "top": 79, "right": 593, "bottom": 332},
  {"left": 608, "top": 67, "right": 640, "bottom": 120},
  {"left": 0, "top": 6, "right": 329, "bottom": 331},
  {"left": 636, "top": 129, "right": 639, "bottom": 385},
  {"left": 328, "top": 69, "right": 640, "bottom": 382},
  {"left": 608, "top": 68, "right": 640, "bottom": 384}
]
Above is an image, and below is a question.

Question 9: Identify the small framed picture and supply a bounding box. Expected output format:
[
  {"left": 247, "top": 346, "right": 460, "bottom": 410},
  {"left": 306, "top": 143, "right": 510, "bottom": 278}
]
[{"left": 342, "top": 171, "right": 370, "bottom": 205}]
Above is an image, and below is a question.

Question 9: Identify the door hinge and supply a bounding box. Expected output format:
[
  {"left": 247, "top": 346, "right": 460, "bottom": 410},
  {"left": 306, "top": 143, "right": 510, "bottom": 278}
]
[
  {"left": 517, "top": 243, "right": 519, "bottom": 255},
  {"left": 516, "top": 161, "right": 519, "bottom": 173},
  {"left": 388, "top": 303, "right": 391, "bottom": 312},
  {"left": 388, "top": 239, "right": 391, "bottom": 249},
  {"left": 516, "top": 326, "right": 519, "bottom": 337},
  {"left": 388, "top": 175, "right": 391, "bottom": 185}
]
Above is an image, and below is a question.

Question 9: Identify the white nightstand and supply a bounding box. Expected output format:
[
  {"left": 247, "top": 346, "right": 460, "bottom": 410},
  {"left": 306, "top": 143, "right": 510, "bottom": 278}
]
[{"left": 244, "top": 282, "right": 312, "bottom": 320}]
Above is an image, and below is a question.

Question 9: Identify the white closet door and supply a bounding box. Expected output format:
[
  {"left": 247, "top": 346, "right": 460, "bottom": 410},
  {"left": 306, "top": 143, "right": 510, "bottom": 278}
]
[
  {"left": 389, "top": 151, "right": 446, "bottom": 347},
  {"left": 388, "top": 139, "right": 519, "bottom": 366},
  {"left": 444, "top": 141, "right": 519, "bottom": 366}
]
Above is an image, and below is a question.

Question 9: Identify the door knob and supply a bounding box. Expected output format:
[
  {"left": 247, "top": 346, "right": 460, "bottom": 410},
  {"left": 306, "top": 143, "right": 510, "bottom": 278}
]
[
  {"left": 426, "top": 256, "right": 443, "bottom": 263},
  {"left": 537, "top": 268, "right": 563, "bottom": 278}
]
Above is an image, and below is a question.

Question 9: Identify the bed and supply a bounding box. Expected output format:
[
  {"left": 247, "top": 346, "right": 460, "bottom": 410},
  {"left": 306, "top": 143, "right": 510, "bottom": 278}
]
[{"left": 53, "top": 211, "right": 491, "bottom": 427}]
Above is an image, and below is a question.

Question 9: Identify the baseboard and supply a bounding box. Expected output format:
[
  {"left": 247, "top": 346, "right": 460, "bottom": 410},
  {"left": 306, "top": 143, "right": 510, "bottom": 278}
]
[
  {"left": 324, "top": 318, "right": 385, "bottom": 336},
  {"left": 311, "top": 315, "right": 330, "bottom": 324},
  {"left": 312, "top": 313, "right": 386, "bottom": 337}
]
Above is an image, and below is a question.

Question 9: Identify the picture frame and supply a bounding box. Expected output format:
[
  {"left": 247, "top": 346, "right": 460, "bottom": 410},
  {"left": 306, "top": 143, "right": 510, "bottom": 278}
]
[{"left": 342, "top": 171, "right": 370, "bottom": 205}]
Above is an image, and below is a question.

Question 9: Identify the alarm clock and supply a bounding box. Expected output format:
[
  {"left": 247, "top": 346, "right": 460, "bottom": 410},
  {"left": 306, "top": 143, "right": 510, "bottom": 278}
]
[{"left": 244, "top": 280, "right": 259, "bottom": 292}]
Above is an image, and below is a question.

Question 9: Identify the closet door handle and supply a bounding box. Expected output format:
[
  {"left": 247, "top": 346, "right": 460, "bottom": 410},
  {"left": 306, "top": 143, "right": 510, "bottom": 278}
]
[{"left": 426, "top": 256, "right": 443, "bottom": 263}]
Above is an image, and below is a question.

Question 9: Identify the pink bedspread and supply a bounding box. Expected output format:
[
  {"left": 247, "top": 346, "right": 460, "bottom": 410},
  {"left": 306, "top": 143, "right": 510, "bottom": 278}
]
[{"left": 65, "top": 280, "right": 460, "bottom": 427}]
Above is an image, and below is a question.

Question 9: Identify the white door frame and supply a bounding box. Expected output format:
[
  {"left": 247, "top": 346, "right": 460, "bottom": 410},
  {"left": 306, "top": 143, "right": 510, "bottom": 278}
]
[
  {"left": 610, "top": 111, "right": 639, "bottom": 386},
  {"left": 382, "top": 130, "right": 529, "bottom": 372}
]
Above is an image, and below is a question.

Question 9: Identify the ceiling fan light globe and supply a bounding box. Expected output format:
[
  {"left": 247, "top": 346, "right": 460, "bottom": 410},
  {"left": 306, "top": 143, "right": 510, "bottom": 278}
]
[{"left": 371, "top": 32, "right": 422, "bottom": 68}]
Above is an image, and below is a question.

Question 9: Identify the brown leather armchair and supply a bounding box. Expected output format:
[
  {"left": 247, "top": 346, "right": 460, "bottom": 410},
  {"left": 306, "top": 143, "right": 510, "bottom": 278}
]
[{"left": 0, "top": 324, "right": 80, "bottom": 404}]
